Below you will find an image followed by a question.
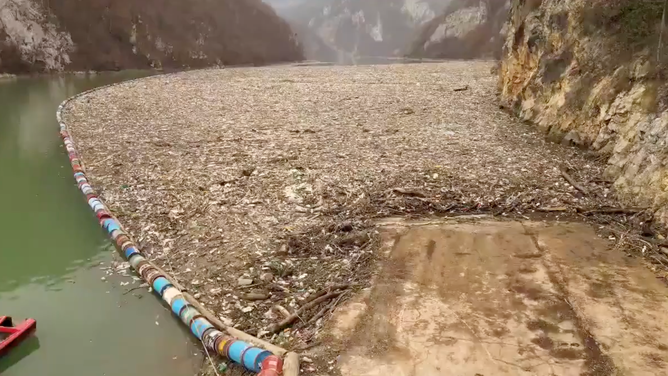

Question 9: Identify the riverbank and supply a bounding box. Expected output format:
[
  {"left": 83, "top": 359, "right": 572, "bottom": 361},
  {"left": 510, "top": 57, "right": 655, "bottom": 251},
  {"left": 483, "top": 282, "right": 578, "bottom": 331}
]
[{"left": 60, "top": 62, "right": 666, "bottom": 372}]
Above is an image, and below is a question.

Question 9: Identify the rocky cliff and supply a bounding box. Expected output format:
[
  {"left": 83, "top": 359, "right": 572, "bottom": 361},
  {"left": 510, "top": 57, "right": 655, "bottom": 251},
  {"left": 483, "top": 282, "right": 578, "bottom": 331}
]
[
  {"left": 499, "top": 0, "right": 668, "bottom": 220},
  {"left": 0, "top": 0, "right": 303, "bottom": 73},
  {"left": 266, "top": 0, "right": 450, "bottom": 63},
  {"left": 409, "top": 0, "right": 510, "bottom": 59}
]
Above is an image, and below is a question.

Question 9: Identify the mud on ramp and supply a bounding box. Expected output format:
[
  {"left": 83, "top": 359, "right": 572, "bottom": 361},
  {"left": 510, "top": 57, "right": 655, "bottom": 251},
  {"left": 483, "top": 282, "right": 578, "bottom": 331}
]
[{"left": 329, "top": 219, "right": 668, "bottom": 376}]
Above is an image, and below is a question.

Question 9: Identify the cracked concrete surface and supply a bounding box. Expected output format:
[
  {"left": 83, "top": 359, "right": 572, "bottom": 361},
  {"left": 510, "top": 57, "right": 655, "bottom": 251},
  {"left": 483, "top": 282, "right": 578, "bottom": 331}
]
[{"left": 330, "top": 219, "right": 668, "bottom": 375}]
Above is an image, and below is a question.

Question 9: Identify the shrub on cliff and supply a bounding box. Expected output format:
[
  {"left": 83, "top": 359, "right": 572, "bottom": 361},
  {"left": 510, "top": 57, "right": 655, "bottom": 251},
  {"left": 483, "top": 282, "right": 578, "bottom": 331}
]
[
  {"left": 578, "top": 0, "right": 668, "bottom": 109},
  {"left": 580, "top": 0, "right": 667, "bottom": 67}
]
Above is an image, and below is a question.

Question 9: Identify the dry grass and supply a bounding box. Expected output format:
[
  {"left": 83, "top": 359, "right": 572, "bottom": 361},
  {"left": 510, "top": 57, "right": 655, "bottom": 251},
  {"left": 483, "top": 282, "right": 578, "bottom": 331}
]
[{"left": 63, "top": 62, "right": 623, "bottom": 350}]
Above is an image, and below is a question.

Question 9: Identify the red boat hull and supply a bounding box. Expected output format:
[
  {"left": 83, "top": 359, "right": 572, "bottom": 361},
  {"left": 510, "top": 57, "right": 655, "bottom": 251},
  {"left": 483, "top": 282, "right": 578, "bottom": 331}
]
[{"left": 0, "top": 316, "right": 37, "bottom": 358}]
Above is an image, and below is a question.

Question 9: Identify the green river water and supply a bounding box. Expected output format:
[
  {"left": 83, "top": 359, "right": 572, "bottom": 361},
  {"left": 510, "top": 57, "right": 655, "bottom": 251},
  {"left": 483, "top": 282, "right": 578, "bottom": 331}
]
[{"left": 0, "top": 73, "right": 201, "bottom": 375}]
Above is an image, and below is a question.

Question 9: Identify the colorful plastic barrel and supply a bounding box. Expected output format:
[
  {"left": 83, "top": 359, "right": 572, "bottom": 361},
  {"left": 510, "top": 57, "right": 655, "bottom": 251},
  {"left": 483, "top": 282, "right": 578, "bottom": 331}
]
[
  {"left": 109, "top": 229, "right": 123, "bottom": 241},
  {"left": 89, "top": 199, "right": 104, "bottom": 212},
  {"left": 222, "top": 339, "right": 235, "bottom": 358},
  {"left": 190, "top": 317, "right": 213, "bottom": 340},
  {"left": 115, "top": 234, "right": 130, "bottom": 248},
  {"left": 102, "top": 219, "right": 121, "bottom": 233},
  {"left": 216, "top": 337, "right": 229, "bottom": 356},
  {"left": 119, "top": 241, "right": 133, "bottom": 253},
  {"left": 255, "top": 351, "right": 272, "bottom": 368},
  {"left": 95, "top": 210, "right": 111, "bottom": 220},
  {"left": 152, "top": 277, "right": 172, "bottom": 295},
  {"left": 161, "top": 287, "right": 181, "bottom": 305},
  {"left": 136, "top": 262, "right": 152, "bottom": 277},
  {"left": 202, "top": 328, "right": 221, "bottom": 350},
  {"left": 258, "top": 355, "right": 283, "bottom": 376},
  {"left": 171, "top": 296, "right": 187, "bottom": 316},
  {"left": 129, "top": 254, "right": 145, "bottom": 269},
  {"left": 143, "top": 268, "right": 160, "bottom": 285},
  {"left": 227, "top": 340, "right": 252, "bottom": 364},
  {"left": 124, "top": 245, "right": 140, "bottom": 259},
  {"left": 180, "top": 306, "right": 200, "bottom": 326},
  {"left": 242, "top": 348, "right": 272, "bottom": 372}
]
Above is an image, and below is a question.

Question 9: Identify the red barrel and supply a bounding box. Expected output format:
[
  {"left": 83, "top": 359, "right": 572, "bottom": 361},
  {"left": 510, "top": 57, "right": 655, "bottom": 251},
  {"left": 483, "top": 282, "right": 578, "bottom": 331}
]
[{"left": 258, "top": 355, "right": 283, "bottom": 376}]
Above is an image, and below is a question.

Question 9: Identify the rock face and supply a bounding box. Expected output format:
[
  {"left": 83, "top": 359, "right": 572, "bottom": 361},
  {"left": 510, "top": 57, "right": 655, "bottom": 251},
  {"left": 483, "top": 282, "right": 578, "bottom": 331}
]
[
  {"left": 0, "top": 0, "right": 303, "bottom": 73},
  {"left": 409, "top": 0, "right": 510, "bottom": 59},
  {"left": 265, "top": 0, "right": 450, "bottom": 63},
  {"left": 499, "top": 0, "right": 668, "bottom": 221}
]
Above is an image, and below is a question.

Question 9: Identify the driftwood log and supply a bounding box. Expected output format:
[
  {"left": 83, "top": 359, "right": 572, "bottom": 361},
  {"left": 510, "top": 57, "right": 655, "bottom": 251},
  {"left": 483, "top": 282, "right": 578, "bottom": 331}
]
[
  {"left": 283, "top": 352, "right": 300, "bottom": 376},
  {"left": 267, "top": 291, "right": 343, "bottom": 334},
  {"left": 560, "top": 168, "right": 589, "bottom": 195}
]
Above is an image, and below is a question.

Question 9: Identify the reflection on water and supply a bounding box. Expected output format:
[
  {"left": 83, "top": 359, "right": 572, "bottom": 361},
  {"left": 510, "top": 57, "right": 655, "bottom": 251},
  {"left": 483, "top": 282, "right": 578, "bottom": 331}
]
[{"left": 0, "top": 73, "right": 201, "bottom": 376}]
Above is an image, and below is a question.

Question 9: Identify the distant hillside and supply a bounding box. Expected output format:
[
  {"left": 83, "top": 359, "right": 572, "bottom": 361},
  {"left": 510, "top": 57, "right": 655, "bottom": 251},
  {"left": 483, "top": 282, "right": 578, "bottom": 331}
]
[
  {"left": 265, "top": 0, "right": 451, "bottom": 63},
  {"left": 0, "top": 0, "right": 303, "bottom": 73},
  {"left": 409, "top": 0, "right": 510, "bottom": 59}
]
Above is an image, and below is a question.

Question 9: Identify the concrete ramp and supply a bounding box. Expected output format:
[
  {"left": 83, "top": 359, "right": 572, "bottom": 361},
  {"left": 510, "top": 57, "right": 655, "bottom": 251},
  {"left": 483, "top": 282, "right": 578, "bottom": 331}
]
[{"left": 330, "top": 220, "right": 668, "bottom": 376}]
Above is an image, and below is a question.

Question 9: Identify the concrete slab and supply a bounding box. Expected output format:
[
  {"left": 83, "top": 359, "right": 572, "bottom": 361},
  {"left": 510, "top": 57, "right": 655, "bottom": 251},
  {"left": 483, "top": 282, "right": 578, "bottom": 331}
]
[{"left": 330, "top": 220, "right": 668, "bottom": 376}]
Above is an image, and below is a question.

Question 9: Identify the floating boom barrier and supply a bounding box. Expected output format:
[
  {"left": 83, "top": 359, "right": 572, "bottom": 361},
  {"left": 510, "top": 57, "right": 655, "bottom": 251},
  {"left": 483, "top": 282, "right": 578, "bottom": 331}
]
[{"left": 56, "top": 90, "right": 283, "bottom": 375}]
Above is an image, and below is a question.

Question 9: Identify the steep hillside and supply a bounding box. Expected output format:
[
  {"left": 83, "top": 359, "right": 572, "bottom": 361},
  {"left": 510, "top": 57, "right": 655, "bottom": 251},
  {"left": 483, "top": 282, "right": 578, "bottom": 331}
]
[
  {"left": 499, "top": 0, "right": 668, "bottom": 222},
  {"left": 409, "top": 0, "right": 510, "bottom": 59},
  {"left": 267, "top": 0, "right": 450, "bottom": 63},
  {"left": 0, "top": 0, "right": 303, "bottom": 73}
]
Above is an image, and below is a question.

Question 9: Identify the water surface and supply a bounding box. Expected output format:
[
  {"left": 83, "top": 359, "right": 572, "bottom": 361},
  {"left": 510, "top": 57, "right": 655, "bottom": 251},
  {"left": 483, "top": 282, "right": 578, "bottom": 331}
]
[{"left": 0, "top": 73, "right": 201, "bottom": 376}]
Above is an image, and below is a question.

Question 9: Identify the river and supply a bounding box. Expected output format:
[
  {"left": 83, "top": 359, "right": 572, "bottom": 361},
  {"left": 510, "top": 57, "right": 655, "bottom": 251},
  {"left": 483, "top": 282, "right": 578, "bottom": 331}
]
[{"left": 0, "top": 73, "right": 201, "bottom": 375}]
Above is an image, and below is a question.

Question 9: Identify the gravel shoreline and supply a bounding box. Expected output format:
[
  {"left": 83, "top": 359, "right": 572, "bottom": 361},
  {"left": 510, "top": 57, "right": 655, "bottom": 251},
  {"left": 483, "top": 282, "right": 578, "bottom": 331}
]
[{"left": 62, "top": 62, "right": 627, "bottom": 367}]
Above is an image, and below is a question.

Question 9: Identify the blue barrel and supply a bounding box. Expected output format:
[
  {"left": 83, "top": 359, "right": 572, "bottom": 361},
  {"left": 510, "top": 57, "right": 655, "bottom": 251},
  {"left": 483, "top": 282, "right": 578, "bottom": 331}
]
[
  {"left": 242, "top": 348, "right": 271, "bottom": 372},
  {"left": 125, "top": 246, "right": 140, "bottom": 259},
  {"left": 255, "top": 350, "right": 272, "bottom": 368},
  {"left": 152, "top": 277, "right": 172, "bottom": 295},
  {"left": 103, "top": 219, "right": 120, "bottom": 233},
  {"left": 190, "top": 317, "right": 214, "bottom": 340},
  {"left": 227, "top": 340, "right": 251, "bottom": 364},
  {"left": 171, "top": 297, "right": 187, "bottom": 316},
  {"left": 180, "top": 305, "right": 199, "bottom": 326}
]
